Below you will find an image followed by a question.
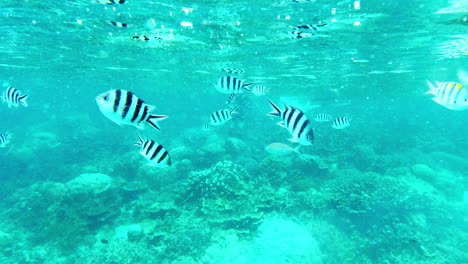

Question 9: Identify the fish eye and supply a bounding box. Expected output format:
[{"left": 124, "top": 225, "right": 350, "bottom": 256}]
[{"left": 103, "top": 95, "right": 109, "bottom": 101}]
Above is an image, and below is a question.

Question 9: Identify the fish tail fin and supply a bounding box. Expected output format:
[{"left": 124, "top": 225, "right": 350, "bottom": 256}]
[
  {"left": 135, "top": 133, "right": 144, "bottom": 146},
  {"left": 425, "top": 80, "right": 437, "bottom": 95},
  {"left": 147, "top": 114, "right": 168, "bottom": 130},
  {"left": 19, "top": 94, "right": 28, "bottom": 107},
  {"left": 267, "top": 99, "right": 281, "bottom": 116},
  {"left": 230, "top": 107, "right": 238, "bottom": 115},
  {"left": 243, "top": 82, "right": 254, "bottom": 91}
]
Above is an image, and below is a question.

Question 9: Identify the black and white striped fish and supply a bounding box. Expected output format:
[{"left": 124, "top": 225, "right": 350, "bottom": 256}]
[
  {"left": 214, "top": 76, "right": 253, "bottom": 94},
  {"left": 332, "top": 117, "right": 351, "bottom": 129},
  {"left": 135, "top": 134, "right": 171, "bottom": 167},
  {"left": 97, "top": 0, "right": 125, "bottom": 4},
  {"left": 0, "top": 133, "right": 11, "bottom": 147},
  {"left": 288, "top": 31, "right": 312, "bottom": 39},
  {"left": 2, "top": 86, "right": 28, "bottom": 108},
  {"left": 132, "top": 35, "right": 163, "bottom": 42},
  {"left": 95, "top": 89, "right": 167, "bottom": 130},
  {"left": 208, "top": 107, "right": 237, "bottom": 126},
  {"left": 245, "top": 85, "right": 269, "bottom": 96},
  {"left": 291, "top": 23, "right": 327, "bottom": 31},
  {"left": 267, "top": 100, "right": 314, "bottom": 145},
  {"left": 314, "top": 113, "right": 332, "bottom": 122},
  {"left": 109, "top": 21, "right": 128, "bottom": 28},
  {"left": 222, "top": 68, "right": 245, "bottom": 75},
  {"left": 202, "top": 123, "right": 212, "bottom": 132},
  {"left": 226, "top": 93, "right": 237, "bottom": 105}
]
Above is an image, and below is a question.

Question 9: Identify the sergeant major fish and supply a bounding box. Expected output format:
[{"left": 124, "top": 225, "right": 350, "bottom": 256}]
[
  {"left": 109, "top": 21, "right": 128, "bottom": 28},
  {"left": 2, "top": 86, "right": 28, "bottom": 108},
  {"left": 214, "top": 76, "right": 253, "bottom": 94},
  {"left": 97, "top": 0, "right": 125, "bottom": 4},
  {"left": 226, "top": 93, "right": 237, "bottom": 105},
  {"left": 135, "top": 134, "right": 171, "bottom": 167},
  {"left": 96, "top": 89, "right": 167, "bottom": 130},
  {"left": 245, "top": 85, "right": 269, "bottom": 96},
  {"left": 426, "top": 81, "right": 468, "bottom": 110},
  {"left": 0, "top": 133, "right": 11, "bottom": 147},
  {"left": 332, "top": 116, "right": 351, "bottom": 129},
  {"left": 267, "top": 100, "right": 314, "bottom": 145},
  {"left": 314, "top": 113, "right": 332, "bottom": 122},
  {"left": 222, "top": 68, "right": 245, "bottom": 75},
  {"left": 208, "top": 107, "right": 237, "bottom": 126}
]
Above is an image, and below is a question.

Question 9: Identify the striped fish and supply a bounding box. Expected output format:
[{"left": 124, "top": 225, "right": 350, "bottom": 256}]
[
  {"left": 2, "top": 86, "right": 28, "bottom": 108},
  {"left": 135, "top": 134, "right": 171, "bottom": 167},
  {"left": 0, "top": 133, "right": 11, "bottom": 147},
  {"left": 245, "top": 85, "right": 269, "bottom": 96},
  {"left": 291, "top": 23, "right": 327, "bottom": 31},
  {"left": 95, "top": 89, "right": 167, "bottom": 130},
  {"left": 226, "top": 93, "right": 237, "bottom": 105},
  {"left": 202, "top": 123, "right": 212, "bottom": 132},
  {"left": 97, "top": 0, "right": 125, "bottom": 4},
  {"left": 208, "top": 107, "right": 237, "bottom": 126},
  {"left": 214, "top": 76, "right": 253, "bottom": 94},
  {"left": 288, "top": 31, "right": 312, "bottom": 39},
  {"left": 332, "top": 117, "right": 351, "bottom": 129},
  {"left": 267, "top": 100, "right": 314, "bottom": 145},
  {"left": 222, "top": 68, "right": 245, "bottom": 75},
  {"left": 314, "top": 113, "right": 332, "bottom": 122},
  {"left": 109, "top": 21, "right": 128, "bottom": 28},
  {"left": 426, "top": 81, "right": 468, "bottom": 110}
]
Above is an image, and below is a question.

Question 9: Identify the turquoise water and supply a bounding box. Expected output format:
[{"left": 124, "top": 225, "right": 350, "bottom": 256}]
[{"left": 1, "top": 0, "right": 468, "bottom": 263}]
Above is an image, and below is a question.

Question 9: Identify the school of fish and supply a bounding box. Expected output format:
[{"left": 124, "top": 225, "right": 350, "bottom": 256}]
[{"left": 1, "top": 0, "right": 467, "bottom": 165}]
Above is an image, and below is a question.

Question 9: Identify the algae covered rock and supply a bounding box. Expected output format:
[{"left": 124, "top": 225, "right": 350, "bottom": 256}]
[
  {"left": 114, "top": 224, "right": 143, "bottom": 242},
  {"left": 411, "top": 163, "right": 436, "bottom": 180},
  {"left": 66, "top": 173, "right": 113, "bottom": 195},
  {"left": 184, "top": 160, "right": 251, "bottom": 200}
]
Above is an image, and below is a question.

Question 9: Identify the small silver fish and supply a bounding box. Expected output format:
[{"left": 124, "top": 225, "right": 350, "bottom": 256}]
[{"left": 265, "top": 143, "right": 300, "bottom": 156}]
